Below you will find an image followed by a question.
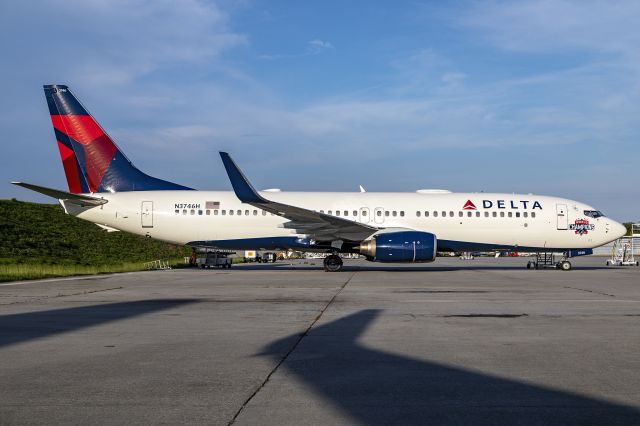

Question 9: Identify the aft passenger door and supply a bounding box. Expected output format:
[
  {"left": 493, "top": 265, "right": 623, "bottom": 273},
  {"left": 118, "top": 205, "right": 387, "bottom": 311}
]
[
  {"left": 141, "top": 201, "right": 153, "bottom": 228},
  {"left": 556, "top": 204, "right": 568, "bottom": 230}
]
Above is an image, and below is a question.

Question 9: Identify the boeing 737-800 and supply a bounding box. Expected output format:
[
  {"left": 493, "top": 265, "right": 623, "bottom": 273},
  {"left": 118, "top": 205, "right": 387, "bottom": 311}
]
[{"left": 13, "top": 85, "right": 627, "bottom": 271}]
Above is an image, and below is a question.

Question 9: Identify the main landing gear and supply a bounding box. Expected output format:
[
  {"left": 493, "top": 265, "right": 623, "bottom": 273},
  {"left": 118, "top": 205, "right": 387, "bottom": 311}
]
[{"left": 324, "top": 254, "right": 343, "bottom": 272}]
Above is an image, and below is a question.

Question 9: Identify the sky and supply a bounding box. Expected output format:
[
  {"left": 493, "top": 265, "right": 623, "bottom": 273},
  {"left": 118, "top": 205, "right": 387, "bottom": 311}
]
[{"left": 0, "top": 0, "right": 638, "bottom": 220}]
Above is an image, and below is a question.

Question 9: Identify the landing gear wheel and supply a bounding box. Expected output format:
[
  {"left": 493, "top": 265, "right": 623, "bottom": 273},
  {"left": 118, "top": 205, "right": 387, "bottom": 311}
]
[
  {"left": 559, "top": 260, "right": 572, "bottom": 271},
  {"left": 526, "top": 261, "right": 533, "bottom": 269},
  {"left": 324, "top": 255, "right": 343, "bottom": 272}
]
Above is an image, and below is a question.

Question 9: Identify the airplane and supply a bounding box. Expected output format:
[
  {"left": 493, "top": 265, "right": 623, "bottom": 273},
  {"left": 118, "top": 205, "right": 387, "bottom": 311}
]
[{"left": 12, "top": 85, "right": 627, "bottom": 272}]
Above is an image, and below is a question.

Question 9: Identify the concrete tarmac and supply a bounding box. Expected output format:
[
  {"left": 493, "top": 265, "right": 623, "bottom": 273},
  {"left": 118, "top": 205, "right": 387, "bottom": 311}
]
[{"left": 0, "top": 257, "right": 639, "bottom": 425}]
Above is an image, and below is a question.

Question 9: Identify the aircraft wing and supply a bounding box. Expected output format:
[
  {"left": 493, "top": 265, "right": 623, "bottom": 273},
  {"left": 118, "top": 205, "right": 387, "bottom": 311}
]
[
  {"left": 11, "top": 182, "right": 108, "bottom": 206},
  {"left": 219, "top": 153, "right": 377, "bottom": 242}
]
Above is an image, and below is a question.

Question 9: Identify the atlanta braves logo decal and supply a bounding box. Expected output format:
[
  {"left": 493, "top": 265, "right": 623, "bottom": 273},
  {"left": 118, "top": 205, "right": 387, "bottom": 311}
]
[{"left": 569, "top": 219, "right": 595, "bottom": 235}]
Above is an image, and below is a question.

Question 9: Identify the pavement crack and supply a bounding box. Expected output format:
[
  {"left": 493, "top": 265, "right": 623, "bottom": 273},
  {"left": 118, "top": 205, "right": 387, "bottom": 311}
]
[
  {"left": 228, "top": 271, "right": 356, "bottom": 425},
  {"left": 1, "top": 287, "right": 123, "bottom": 306},
  {"left": 564, "top": 286, "right": 615, "bottom": 297}
]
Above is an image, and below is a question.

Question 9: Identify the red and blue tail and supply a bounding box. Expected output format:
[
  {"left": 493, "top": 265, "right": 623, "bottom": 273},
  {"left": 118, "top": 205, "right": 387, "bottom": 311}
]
[{"left": 44, "top": 85, "right": 192, "bottom": 193}]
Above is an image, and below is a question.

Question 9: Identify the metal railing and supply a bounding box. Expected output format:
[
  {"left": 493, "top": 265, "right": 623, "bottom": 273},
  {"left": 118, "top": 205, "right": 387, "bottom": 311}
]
[{"left": 144, "top": 260, "right": 172, "bottom": 270}]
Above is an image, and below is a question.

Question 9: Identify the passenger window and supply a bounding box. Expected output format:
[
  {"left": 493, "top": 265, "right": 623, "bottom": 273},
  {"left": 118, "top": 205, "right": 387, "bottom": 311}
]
[
  {"left": 320, "top": 210, "right": 324, "bottom": 214},
  {"left": 475, "top": 211, "right": 480, "bottom": 217},
  {"left": 508, "top": 212, "right": 513, "bottom": 218},
  {"left": 416, "top": 211, "right": 421, "bottom": 217},
  {"left": 467, "top": 211, "right": 472, "bottom": 217},
  {"left": 214, "top": 210, "right": 219, "bottom": 216},
  {"left": 182, "top": 209, "right": 187, "bottom": 215},
  {"left": 206, "top": 210, "right": 210, "bottom": 216},
  {"left": 385, "top": 211, "right": 390, "bottom": 217},
  {"left": 237, "top": 210, "right": 242, "bottom": 216},
  {"left": 441, "top": 211, "right": 446, "bottom": 217},
  {"left": 253, "top": 210, "right": 258, "bottom": 216},
  {"left": 344, "top": 210, "right": 348, "bottom": 216},
  {"left": 222, "top": 210, "right": 226, "bottom": 215},
  {"left": 459, "top": 211, "right": 463, "bottom": 217},
  {"left": 377, "top": 210, "right": 382, "bottom": 216},
  {"left": 328, "top": 210, "right": 332, "bottom": 215},
  {"left": 500, "top": 212, "right": 505, "bottom": 217},
  {"left": 393, "top": 211, "right": 397, "bottom": 217},
  {"left": 229, "top": 210, "right": 234, "bottom": 216},
  {"left": 400, "top": 211, "right": 405, "bottom": 217},
  {"left": 190, "top": 210, "right": 195, "bottom": 215},
  {"left": 532, "top": 212, "right": 536, "bottom": 218},
  {"left": 449, "top": 211, "right": 454, "bottom": 217},
  {"left": 175, "top": 209, "right": 179, "bottom": 215},
  {"left": 516, "top": 212, "right": 520, "bottom": 218},
  {"left": 425, "top": 211, "right": 429, "bottom": 217},
  {"left": 362, "top": 211, "right": 367, "bottom": 216},
  {"left": 484, "top": 212, "right": 489, "bottom": 217},
  {"left": 198, "top": 210, "right": 203, "bottom": 215},
  {"left": 492, "top": 212, "right": 497, "bottom": 217},
  {"left": 336, "top": 211, "right": 341, "bottom": 216},
  {"left": 523, "top": 212, "right": 528, "bottom": 218},
  {"left": 263, "top": 211, "right": 267, "bottom": 216},
  {"left": 245, "top": 210, "right": 249, "bottom": 215},
  {"left": 434, "top": 211, "right": 438, "bottom": 217}
]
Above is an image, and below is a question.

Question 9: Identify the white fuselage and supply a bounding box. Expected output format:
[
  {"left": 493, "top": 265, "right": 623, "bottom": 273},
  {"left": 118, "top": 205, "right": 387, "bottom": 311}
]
[{"left": 63, "top": 190, "right": 625, "bottom": 251}]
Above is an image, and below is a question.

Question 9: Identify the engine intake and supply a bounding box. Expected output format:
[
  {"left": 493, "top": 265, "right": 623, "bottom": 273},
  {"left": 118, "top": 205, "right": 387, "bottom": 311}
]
[{"left": 358, "top": 231, "right": 437, "bottom": 263}]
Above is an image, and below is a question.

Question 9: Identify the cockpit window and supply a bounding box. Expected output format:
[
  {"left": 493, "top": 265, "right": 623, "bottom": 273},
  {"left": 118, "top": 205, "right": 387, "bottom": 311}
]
[{"left": 584, "top": 210, "right": 604, "bottom": 218}]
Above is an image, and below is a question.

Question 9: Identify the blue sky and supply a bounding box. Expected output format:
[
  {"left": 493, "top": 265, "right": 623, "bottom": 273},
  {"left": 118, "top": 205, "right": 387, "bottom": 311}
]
[{"left": 0, "top": 0, "right": 638, "bottom": 220}]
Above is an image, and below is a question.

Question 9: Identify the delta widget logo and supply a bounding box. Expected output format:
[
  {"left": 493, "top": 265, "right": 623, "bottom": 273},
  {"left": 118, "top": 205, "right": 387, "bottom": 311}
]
[{"left": 463, "top": 200, "right": 477, "bottom": 210}]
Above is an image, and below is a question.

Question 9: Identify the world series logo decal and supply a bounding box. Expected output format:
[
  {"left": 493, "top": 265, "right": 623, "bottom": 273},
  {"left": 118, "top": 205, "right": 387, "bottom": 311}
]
[{"left": 569, "top": 219, "right": 595, "bottom": 235}]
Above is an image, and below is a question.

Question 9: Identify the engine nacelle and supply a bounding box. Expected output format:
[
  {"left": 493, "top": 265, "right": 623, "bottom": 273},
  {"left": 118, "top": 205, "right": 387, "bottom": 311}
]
[{"left": 358, "top": 231, "right": 437, "bottom": 263}]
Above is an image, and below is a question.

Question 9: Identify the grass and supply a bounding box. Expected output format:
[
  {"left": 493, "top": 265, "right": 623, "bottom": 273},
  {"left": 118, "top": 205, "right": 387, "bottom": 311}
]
[
  {"left": 0, "top": 198, "right": 192, "bottom": 282},
  {"left": 0, "top": 259, "right": 188, "bottom": 283}
]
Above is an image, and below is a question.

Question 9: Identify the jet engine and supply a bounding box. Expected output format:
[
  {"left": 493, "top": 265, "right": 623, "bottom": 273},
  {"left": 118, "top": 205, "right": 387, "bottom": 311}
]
[{"left": 357, "top": 231, "right": 437, "bottom": 262}]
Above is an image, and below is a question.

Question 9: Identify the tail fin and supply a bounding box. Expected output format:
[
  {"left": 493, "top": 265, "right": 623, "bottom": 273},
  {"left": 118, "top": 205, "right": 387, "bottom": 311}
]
[{"left": 44, "top": 85, "right": 192, "bottom": 193}]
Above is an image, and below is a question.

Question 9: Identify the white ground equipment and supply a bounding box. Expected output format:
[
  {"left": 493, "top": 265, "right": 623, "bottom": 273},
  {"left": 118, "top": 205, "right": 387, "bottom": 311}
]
[
  {"left": 196, "top": 251, "right": 233, "bottom": 269},
  {"left": 606, "top": 224, "right": 639, "bottom": 267}
]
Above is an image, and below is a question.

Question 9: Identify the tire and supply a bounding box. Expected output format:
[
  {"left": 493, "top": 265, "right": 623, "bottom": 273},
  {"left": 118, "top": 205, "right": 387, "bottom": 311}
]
[
  {"left": 559, "top": 261, "right": 572, "bottom": 271},
  {"left": 606, "top": 260, "right": 611, "bottom": 266},
  {"left": 526, "top": 262, "right": 532, "bottom": 270},
  {"left": 324, "top": 255, "right": 343, "bottom": 272}
]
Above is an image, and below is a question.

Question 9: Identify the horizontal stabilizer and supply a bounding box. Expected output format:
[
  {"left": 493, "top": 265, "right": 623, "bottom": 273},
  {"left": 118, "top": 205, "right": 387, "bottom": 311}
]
[{"left": 11, "top": 182, "right": 108, "bottom": 206}]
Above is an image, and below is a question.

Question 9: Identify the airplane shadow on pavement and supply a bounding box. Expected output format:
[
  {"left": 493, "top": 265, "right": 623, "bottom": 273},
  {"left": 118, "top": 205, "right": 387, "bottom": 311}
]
[
  {"left": 0, "top": 299, "right": 197, "bottom": 348},
  {"left": 260, "top": 309, "right": 640, "bottom": 425}
]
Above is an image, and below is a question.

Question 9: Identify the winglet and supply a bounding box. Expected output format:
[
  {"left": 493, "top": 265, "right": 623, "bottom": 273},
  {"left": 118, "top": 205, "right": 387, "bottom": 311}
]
[{"left": 219, "top": 152, "right": 267, "bottom": 204}]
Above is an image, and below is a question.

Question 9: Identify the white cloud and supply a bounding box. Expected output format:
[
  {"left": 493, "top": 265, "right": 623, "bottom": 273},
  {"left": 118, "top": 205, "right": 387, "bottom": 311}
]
[
  {"left": 458, "top": 0, "right": 640, "bottom": 56},
  {"left": 259, "top": 38, "right": 333, "bottom": 60},
  {"left": 0, "top": 0, "right": 247, "bottom": 87}
]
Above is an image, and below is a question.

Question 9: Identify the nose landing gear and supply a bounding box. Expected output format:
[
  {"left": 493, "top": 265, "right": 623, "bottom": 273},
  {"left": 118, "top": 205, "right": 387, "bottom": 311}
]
[{"left": 324, "top": 254, "right": 343, "bottom": 272}]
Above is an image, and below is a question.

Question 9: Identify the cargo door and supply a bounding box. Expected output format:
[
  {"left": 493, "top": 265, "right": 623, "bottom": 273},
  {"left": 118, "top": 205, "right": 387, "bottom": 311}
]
[
  {"left": 141, "top": 201, "right": 153, "bottom": 228},
  {"left": 556, "top": 203, "right": 568, "bottom": 230}
]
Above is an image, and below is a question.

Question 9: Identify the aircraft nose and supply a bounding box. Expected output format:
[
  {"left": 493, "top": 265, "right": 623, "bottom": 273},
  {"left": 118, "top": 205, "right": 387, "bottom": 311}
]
[{"left": 612, "top": 221, "right": 627, "bottom": 239}]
